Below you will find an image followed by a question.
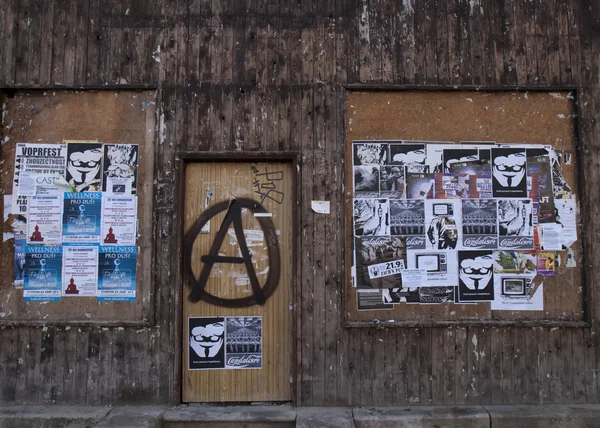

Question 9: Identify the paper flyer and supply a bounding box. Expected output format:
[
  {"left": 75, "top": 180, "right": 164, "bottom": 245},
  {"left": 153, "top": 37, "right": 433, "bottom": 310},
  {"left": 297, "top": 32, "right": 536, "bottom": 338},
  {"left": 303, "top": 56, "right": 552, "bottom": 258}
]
[
  {"left": 491, "top": 274, "right": 543, "bottom": 311},
  {"left": 62, "top": 192, "right": 102, "bottom": 243},
  {"left": 379, "top": 165, "right": 406, "bottom": 198},
  {"left": 536, "top": 252, "right": 556, "bottom": 276},
  {"left": 434, "top": 173, "right": 478, "bottom": 199},
  {"left": 461, "top": 199, "right": 498, "bottom": 249},
  {"left": 65, "top": 141, "right": 103, "bottom": 192},
  {"left": 383, "top": 287, "right": 420, "bottom": 304},
  {"left": 389, "top": 143, "right": 427, "bottom": 168},
  {"left": 100, "top": 195, "right": 138, "bottom": 246},
  {"left": 26, "top": 195, "right": 63, "bottom": 245},
  {"left": 407, "top": 249, "right": 458, "bottom": 286},
  {"left": 97, "top": 246, "right": 137, "bottom": 301},
  {"left": 353, "top": 198, "right": 390, "bottom": 236},
  {"left": 13, "top": 143, "right": 67, "bottom": 196},
  {"left": 448, "top": 160, "right": 492, "bottom": 198},
  {"left": 555, "top": 197, "right": 577, "bottom": 248},
  {"left": 539, "top": 223, "right": 563, "bottom": 251},
  {"left": 405, "top": 172, "right": 434, "bottom": 199},
  {"left": 418, "top": 142, "right": 454, "bottom": 173},
  {"left": 62, "top": 245, "right": 99, "bottom": 296},
  {"left": 355, "top": 236, "right": 407, "bottom": 289},
  {"left": 491, "top": 147, "right": 528, "bottom": 198},
  {"left": 102, "top": 144, "right": 139, "bottom": 195},
  {"left": 24, "top": 245, "right": 62, "bottom": 301},
  {"left": 498, "top": 199, "right": 534, "bottom": 250},
  {"left": 457, "top": 250, "right": 494, "bottom": 302},
  {"left": 225, "top": 316, "right": 263, "bottom": 369},
  {"left": 424, "top": 199, "right": 461, "bottom": 250}
]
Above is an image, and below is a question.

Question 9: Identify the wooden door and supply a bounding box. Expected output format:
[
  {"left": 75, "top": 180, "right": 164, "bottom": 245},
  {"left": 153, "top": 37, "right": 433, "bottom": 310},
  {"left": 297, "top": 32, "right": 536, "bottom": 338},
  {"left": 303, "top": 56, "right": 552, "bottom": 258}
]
[{"left": 182, "top": 161, "right": 294, "bottom": 402}]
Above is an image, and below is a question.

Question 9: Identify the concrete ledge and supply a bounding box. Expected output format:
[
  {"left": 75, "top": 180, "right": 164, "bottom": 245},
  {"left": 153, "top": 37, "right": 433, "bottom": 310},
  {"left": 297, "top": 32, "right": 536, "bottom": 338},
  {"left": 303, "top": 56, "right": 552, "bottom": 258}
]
[
  {"left": 162, "top": 405, "right": 296, "bottom": 428},
  {"left": 485, "top": 404, "right": 600, "bottom": 428},
  {"left": 353, "top": 406, "right": 490, "bottom": 428},
  {"left": 0, "top": 405, "right": 110, "bottom": 428},
  {"left": 296, "top": 407, "right": 355, "bottom": 428}
]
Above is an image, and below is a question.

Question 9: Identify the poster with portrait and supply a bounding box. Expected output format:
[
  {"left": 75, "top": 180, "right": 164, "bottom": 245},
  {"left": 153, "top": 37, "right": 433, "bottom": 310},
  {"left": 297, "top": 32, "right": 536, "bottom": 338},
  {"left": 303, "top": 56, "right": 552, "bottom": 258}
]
[
  {"left": 102, "top": 144, "right": 139, "bottom": 195},
  {"left": 491, "top": 147, "right": 527, "bottom": 197},
  {"left": 424, "top": 199, "right": 461, "bottom": 250},
  {"left": 389, "top": 143, "right": 427, "bottom": 169},
  {"left": 448, "top": 160, "right": 492, "bottom": 198},
  {"left": 442, "top": 148, "right": 478, "bottom": 172},
  {"left": 355, "top": 236, "right": 407, "bottom": 289},
  {"left": 353, "top": 164, "right": 380, "bottom": 198},
  {"left": 405, "top": 172, "right": 434, "bottom": 199},
  {"left": 379, "top": 165, "right": 405, "bottom": 198},
  {"left": 65, "top": 141, "right": 103, "bottom": 192},
  {"left": 457, "top": 250, "right": 494, "bottom": 302}
]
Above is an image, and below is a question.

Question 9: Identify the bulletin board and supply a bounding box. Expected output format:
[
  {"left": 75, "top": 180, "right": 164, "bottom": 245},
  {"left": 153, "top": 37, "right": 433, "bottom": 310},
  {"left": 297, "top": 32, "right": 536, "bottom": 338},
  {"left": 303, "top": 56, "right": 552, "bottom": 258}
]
[
  {"left": 345, "top": 90, "right": 583, "bottom": 326},
  {"left": 0, "top": 90, "right": 156, "bottom": 323}
]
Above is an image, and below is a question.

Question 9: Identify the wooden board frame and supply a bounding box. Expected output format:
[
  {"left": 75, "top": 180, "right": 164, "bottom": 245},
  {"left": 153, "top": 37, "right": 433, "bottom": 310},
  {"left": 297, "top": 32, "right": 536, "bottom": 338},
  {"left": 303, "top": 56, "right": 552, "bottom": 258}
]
[
  {"left": 342, "top": 86, "right": 591, "bottom": 329},
  {"left": 173, "top": 151, "right": 301, "bottom": 404},
  {"left": 0, "top": 88, "right": 158, "bottom": 327}
]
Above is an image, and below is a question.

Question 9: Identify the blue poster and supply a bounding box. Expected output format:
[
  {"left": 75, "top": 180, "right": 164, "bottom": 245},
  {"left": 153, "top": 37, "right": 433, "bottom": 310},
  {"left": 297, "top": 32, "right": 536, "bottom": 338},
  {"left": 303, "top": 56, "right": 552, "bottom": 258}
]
[
  {"left": 97, "top": 246, "right": 137, "bottom": 301},
  {"left": 13, "top": 234, "right": 26, "bottom": 288},
  {"left": 62, "top": 192, "right": 102, "bottom": 243},
  {"left": 24, "top": 245, "right": 62, "bottom": 301}
]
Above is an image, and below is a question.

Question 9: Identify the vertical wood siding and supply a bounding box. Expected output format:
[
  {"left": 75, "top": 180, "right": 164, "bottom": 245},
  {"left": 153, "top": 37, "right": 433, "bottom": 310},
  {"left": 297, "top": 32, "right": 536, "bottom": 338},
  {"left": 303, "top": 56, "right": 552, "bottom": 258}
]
[{"left": 1, "top": 0, "right": 600, "bottom": 406}]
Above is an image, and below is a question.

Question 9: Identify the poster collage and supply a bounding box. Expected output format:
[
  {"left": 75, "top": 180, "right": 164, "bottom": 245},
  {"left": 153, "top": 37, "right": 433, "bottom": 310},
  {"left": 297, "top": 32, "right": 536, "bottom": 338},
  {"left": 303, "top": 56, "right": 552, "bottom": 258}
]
[
  {"left": 188, "top": 316, "right": 263, "bottom": 370},
  {"left": 351, "top": 140, "right": 578, "bottom": 311},
  {"left": 5, "top": 141, "right": 139, "bottom": 301}
]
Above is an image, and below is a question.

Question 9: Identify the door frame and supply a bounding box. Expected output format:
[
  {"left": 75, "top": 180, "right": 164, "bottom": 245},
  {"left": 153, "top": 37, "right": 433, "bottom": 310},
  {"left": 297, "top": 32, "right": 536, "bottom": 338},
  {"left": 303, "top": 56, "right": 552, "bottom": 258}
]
[{"left": 172, "top": 152, "right": 301, "bottom": 404}]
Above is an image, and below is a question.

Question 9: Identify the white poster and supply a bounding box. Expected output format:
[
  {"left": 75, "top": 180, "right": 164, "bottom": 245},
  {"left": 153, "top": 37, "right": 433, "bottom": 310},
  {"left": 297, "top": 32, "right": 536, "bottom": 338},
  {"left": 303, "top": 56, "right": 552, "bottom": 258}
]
[
  {"left": 62, "top": 245, "right": 99, "bottom": 297},
  {"left": 490, "top": 273, "right": 543, "bottom": 311},
  {"left": 555, "top": 198, "right": 577, "bottom": 249},
  {"left": 100, "top": 195, "right": 138, "bottom": 246},
  {"left": 26, "top": 195, "right": 63, "bottom": 245},
  {"left": 406, "top": 249, "right": 458, "bottom": 286},
  {"left": 13, "top": 143, "right": 68, "bottom": 195}
]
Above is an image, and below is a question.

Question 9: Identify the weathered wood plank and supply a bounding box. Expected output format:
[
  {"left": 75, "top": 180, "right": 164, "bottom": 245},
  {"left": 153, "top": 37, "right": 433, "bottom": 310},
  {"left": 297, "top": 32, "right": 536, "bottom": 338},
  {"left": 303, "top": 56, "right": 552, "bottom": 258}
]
[
  {"left": 537, "top": 328, "right": 550, "bottom": 404},
  {"left": 443, "top": 327, "right": 456, "bottom": 404},
  {"left": 63, "top": 0, "right": 77, "bottom": 85},
  {"left": 490, "top": 327, "right": 503, "bottom": 403},
  {"left": 431, "top": 328, "right": 445, "bottom": 404},
  {"left": 14, "top": 0, "right": 31, "bottom": 84},
  {"left": 501, "top": 328, "right": 514, "bottom": 404}
]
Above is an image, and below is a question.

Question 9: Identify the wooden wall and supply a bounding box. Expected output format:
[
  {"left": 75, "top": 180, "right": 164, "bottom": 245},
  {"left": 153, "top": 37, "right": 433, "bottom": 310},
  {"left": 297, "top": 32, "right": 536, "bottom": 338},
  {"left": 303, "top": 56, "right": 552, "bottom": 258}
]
[{"left": 1, "top": 0, "right": 600, "bottom": 406}]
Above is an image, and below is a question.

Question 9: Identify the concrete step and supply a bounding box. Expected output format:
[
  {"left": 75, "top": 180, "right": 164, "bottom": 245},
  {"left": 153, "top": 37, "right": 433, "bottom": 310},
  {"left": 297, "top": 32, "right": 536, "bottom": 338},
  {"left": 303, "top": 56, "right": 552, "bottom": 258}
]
[
  {"left": 93, "top": 406, "right": 164, "bottom": 428},
  {"left": 0, "top": 405, "right": 110, "bottom": 428},
  {"left": 353, "top": 406, "right": 490, "bottom": 428},
  {"left": 296, "top": 407, "right": 355, "bottom": 428}
]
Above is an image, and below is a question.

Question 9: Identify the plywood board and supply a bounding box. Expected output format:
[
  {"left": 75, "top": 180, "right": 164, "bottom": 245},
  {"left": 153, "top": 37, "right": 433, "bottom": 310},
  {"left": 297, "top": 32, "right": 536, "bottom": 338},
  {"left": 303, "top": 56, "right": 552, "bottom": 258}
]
[
  {"left": 0, "top": 90, "right": 156, "bottom": 322},
  {"left": 345, "top": 91, "right": 582, "bottom": 324},
  {"left": 182, "top": 161, "right": 293, "bottom": 402}
]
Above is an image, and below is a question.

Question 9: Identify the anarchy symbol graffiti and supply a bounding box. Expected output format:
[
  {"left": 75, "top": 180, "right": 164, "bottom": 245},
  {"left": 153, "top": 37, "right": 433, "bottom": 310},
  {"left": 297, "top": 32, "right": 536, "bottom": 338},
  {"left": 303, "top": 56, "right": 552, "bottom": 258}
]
[{"left": 184, "top": 198, "right": 281, "bottom": 308}]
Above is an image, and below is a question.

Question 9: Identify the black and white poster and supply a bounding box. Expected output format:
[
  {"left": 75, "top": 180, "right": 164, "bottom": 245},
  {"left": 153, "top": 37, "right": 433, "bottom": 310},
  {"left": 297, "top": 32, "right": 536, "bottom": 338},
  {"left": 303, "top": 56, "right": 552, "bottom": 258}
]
[
  {"left": 461, "top": 199, "right": 498, "bottom": 249},
  {"left": 389, "top": 143, "right": 427, "bottom": 168},
  {"left": 382, "top": 287, "right": 419, "bottom": 304},
  {"left": 424, "top": 142, "right": 454, "bottom": 173},
  {"left": 353, "top": 165, "right": 380, "bottom": 198},
  {"left": 66, "top": 142, "right": 103, "bottom": 192},
  {"left": 355, "top": 236, "right": 407, "bottom": 289},
  {"left": 405, "top": 172, "right": 434, "bottom": 199},
  {"left": 102, "top": 144, "right": 139, "bottom": 195},
  {"left": 225, "top": 317, "right": 262, "bottom": 369},
  {"left": 353, "top": 142, "right": 388, "bottom": 165},
  {"left": 418, "top": 286, "right": 455, "bottom": 304},
  {"left": 424, "top": 200, "right": 461, "bottom": 250},
  {"left": 498, "top": 199, "right": 534, "bottom": 250},
  {"left": 457, "top": 250, "right": 494, "bottom": 302},
  {"left": 357, "top": 290, "right": 394, "bottom": 310},
  {"left": 353, "top": 199, "right": 390, "bottom": 236},
  {"left": 442, "top": 148, "right": 478, "bottom": 172},
  {"left": 491, "top": 148, "right": 527, "bottom": 197},
  {"left": 390, "top": 200, "right": 425, "bottom": 236},
  {"left": 380, "top": 165, "right": 405, "bottom": 198},
  {"left": 189, "top": 317, "right": 226, "bottom": 370}
]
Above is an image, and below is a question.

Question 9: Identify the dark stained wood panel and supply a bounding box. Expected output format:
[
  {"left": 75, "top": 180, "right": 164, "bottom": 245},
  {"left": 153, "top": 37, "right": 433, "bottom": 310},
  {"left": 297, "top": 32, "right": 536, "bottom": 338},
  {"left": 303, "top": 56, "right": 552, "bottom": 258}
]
[{"left": 0, "top": 0, "right": 599, "bottom": 408}]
